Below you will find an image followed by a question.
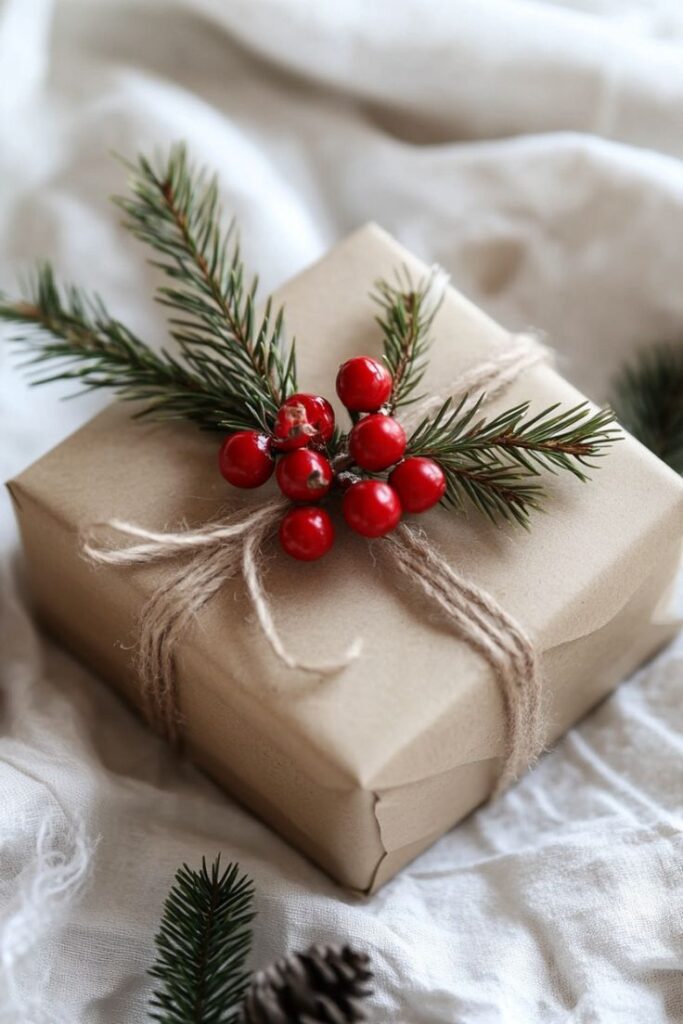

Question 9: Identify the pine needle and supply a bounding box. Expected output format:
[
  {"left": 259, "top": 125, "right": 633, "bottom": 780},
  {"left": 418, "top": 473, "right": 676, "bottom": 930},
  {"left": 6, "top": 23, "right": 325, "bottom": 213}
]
[
  {"left": 0, "top": 144, "right": 298, "bottom": 435},
  {"left": 610, "top": 340, "right": 683, "bottom": 475},
  {"left": 149, "top": 856, "right": 255, "bottom": 1024},
  {"left": 373, "top": 265, "right": 447, "bottom": 412},
  {"left": 115, "top": 144, "right": 297, "bottom": 427},
  {"left": 407, "top": 394, "right": 620, "bottom": 525},
  {"left": 0, "top": 265, "right": 264, "bottom": 432}
]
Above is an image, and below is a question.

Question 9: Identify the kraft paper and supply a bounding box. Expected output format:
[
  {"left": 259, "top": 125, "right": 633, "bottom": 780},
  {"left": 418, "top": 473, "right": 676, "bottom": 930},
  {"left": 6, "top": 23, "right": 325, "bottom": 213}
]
[{"left": 8, "top": 224, "right": 683, "bottom": 891}]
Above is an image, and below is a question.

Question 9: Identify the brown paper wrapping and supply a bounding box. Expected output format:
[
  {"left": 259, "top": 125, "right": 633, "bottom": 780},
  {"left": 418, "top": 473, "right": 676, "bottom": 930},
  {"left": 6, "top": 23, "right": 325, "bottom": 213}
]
[{"left": 8, "top": 224, "right": 683, "bottom": 893}]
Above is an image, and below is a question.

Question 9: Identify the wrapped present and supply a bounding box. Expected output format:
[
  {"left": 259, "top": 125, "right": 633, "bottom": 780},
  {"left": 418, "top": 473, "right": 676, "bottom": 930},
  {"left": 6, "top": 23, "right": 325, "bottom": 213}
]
[{"left": 8, "top": 223, "right": 683, "bottom": 892}]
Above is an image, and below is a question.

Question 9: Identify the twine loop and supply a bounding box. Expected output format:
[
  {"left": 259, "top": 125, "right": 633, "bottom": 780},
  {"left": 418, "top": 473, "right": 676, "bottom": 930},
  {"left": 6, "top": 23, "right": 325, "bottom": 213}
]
[
  {"left": 83, "top": 498, "right": 363, "bottom": 743},
  {"left": 83, "top": 331, "right": 549, "bottom": 786}
]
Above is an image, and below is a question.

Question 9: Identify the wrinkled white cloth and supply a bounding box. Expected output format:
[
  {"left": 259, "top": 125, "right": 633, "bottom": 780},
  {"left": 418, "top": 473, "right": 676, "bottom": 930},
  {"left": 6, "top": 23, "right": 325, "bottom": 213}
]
[{"left": 1, "top": 1, "right": 683, "bottom": 1021}]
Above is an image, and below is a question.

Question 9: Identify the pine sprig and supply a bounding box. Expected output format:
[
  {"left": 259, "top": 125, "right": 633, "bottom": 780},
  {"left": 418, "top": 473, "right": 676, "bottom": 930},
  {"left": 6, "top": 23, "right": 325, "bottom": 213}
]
[
  {"left": 409, "top": 394, "right": 619, "bottom": 477},
  {"left": 0, "top": 265, "right": 265, "bottom": 432},
  {"left": 149, "top": 856, "right": 255, "bottom": 1024},
  {"left": 0, "top": 145, "right": 299, "bottom": 434},
  {"left": 115, "top": 144, "right": 297, "bottom": 430},
  {"left": 407, "top": 394, "right": 619, "bottom": 525},
  {"left": 0, "top": 141, "right": 622, "bottom": 529},
  {"left": 373, "top": 266, "right": 446, "bottom": 411},
  {"left": 438, "top": 459, "right": 544, "bottom": 527},
  {"left": 610, "top": 340, "right": 683, "bottom": 474}
]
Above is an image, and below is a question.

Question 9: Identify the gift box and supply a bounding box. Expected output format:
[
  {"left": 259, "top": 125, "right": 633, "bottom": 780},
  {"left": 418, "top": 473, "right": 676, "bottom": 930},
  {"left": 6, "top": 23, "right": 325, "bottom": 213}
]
[{"left": 8, "top": 224, "right": 683, "bottom": 893}]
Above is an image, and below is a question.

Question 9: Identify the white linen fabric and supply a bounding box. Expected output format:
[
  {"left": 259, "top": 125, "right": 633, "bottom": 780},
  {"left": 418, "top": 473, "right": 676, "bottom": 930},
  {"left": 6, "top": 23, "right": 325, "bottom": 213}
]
[{"left": 1, "top": 1, "right": 682, "bottom": 1020}]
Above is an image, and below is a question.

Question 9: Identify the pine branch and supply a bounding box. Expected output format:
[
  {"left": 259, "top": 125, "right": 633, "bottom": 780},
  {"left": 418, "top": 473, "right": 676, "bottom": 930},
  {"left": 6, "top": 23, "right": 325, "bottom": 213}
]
[
  {"left": 149, "top": 856, "right": 255, "bottom": 1024},
  {"left": 0, "top": 141, "right": 622, "bottom": 533},
  {"left": 407, "top": 394, "right": 619, "bottom": 525},
  {"left": 115, "top": 144, "right": 296, "bottom": 428},
  {"left": 373, "top": 266, "right": 446, "bottom": 412},
  {"left": 610, "top": 340, "right": 683, "bottom": 474},
  {"left": 0, "top": 266, "right": 265, "bottom": 432},
  {"left": 409, "top": 395, "right": 619, "bottom": 477},
  {"left": 438, "top": 459, "right": 544, "bottom": 527}
]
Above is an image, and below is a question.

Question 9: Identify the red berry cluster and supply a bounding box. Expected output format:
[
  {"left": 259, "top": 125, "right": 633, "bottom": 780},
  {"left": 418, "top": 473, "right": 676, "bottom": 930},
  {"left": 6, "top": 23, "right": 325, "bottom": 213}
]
[{"left": 218, "top": 357, "right": 446, "bottom": 560}]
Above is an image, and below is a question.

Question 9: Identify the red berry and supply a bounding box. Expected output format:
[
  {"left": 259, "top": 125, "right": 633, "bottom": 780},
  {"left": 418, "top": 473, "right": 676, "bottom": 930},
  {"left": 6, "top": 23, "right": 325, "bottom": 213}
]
[
  {"left": 390, "top": 457, "right": 446, "bottom": 513},
  {"left": 279, "top": 506, "right": 335, "bottom": 561},
  {"left": 342, "top": 480, "right": 402, "bottom": 538},
  {"left": 349, "top": 414, "right": 406, "bottom": 471},
  {"left": 219, "top": 431, "right": 274, "bottom": 488},
  {"left": 273, "top": 393, "right": 335, "bottom": 451},
  {"left": 336, "top": 356, "right": 393, "bottom": 412},
  {"left": 290, "top": 392, "right": 335, "bottom": 443},
  {"left": 276, "top": 449, "right": 333, "bottom": 502}
]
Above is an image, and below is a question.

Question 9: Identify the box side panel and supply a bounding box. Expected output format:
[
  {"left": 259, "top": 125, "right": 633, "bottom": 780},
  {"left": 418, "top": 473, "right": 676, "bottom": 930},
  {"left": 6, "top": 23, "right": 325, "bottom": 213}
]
[
  {"left": 368, "top": 547, "right": 681, "bottom": 891},
  {"left": 8, "top": 482, "right": 386, "bottom": 891}
]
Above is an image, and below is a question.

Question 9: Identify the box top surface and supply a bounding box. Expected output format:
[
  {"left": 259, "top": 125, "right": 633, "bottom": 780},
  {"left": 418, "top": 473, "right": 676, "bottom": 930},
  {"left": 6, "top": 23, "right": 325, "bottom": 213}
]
[{"left": 11, "top": 223, "right": 683, "bottom": 792}]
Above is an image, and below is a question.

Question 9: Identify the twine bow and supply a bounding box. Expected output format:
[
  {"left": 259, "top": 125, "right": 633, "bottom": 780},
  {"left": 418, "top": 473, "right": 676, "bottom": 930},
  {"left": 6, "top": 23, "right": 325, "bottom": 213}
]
[{"left": 83, "top": 333, "right": 549, "bottom": 789}]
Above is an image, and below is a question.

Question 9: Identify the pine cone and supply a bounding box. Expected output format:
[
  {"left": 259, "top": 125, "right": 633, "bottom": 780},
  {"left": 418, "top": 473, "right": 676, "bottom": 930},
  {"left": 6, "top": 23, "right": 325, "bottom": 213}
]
[{"left": 242, "top": 943, "right": 373, "bottom": 1024}]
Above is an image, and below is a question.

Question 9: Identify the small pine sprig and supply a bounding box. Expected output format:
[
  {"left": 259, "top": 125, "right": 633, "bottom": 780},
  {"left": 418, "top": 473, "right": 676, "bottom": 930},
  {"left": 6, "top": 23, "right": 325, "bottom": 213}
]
[
  {"left": 434, "top": 459, "right": 544, "bottom": 527},
  {"left": 610, "top": 340, "right": 683, "bottom": 475},
  {"left": 0, "top": 144, "right": 298, "bottom": 435},
  {"left": 242, "top": 944, "right": 373, "bottom": 1024},
  {"left": 149, "top": 856, "right": 255, "bottom": 1024},
  {"left": 115, "top": 144, "right": 297, "bottom": 431},
  {"left": 373, "top": 266, "right": 446, "bottom": 412},
  {"left": 0, "top": 266, "right": 260, "bottom": 432},
  {"left": 407, "top": 394, "right": 619, "bottom": 525}
]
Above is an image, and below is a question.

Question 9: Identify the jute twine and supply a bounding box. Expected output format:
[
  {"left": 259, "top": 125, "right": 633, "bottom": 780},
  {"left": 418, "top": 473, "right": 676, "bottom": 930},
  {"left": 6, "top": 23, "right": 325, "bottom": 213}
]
[{"left": 83, "top": 332, "right": 550, "bottom": 789}]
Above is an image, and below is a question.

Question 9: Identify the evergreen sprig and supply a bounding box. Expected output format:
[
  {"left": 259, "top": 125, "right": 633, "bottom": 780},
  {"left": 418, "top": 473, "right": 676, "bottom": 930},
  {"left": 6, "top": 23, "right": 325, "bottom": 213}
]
[
  {"left": 0, "top": 145, "right": 297, "bottom": 435},
  {"left": 373, "top": 266, "right": 445, "bottom": 411},
  {"left": 0, "top": 141, "right": 621, "bottom": 527},
  {"left": 115, "top": 144, "right": 296, "bottom": 429},
  {"left": 147, "top": 858, "right": 375, "bottom": 1024},
  {"left": 149, "top": 857, "right": 255, "bottom": 1024},
  {"left": 0, "top": 265, "right": 262, "bottom": 432},
  {"left": 610, "top": 340, "right": 683, "bottom": 475},
  {"left": 407, "top": 394, "right": 619, "bottom": 525}
]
